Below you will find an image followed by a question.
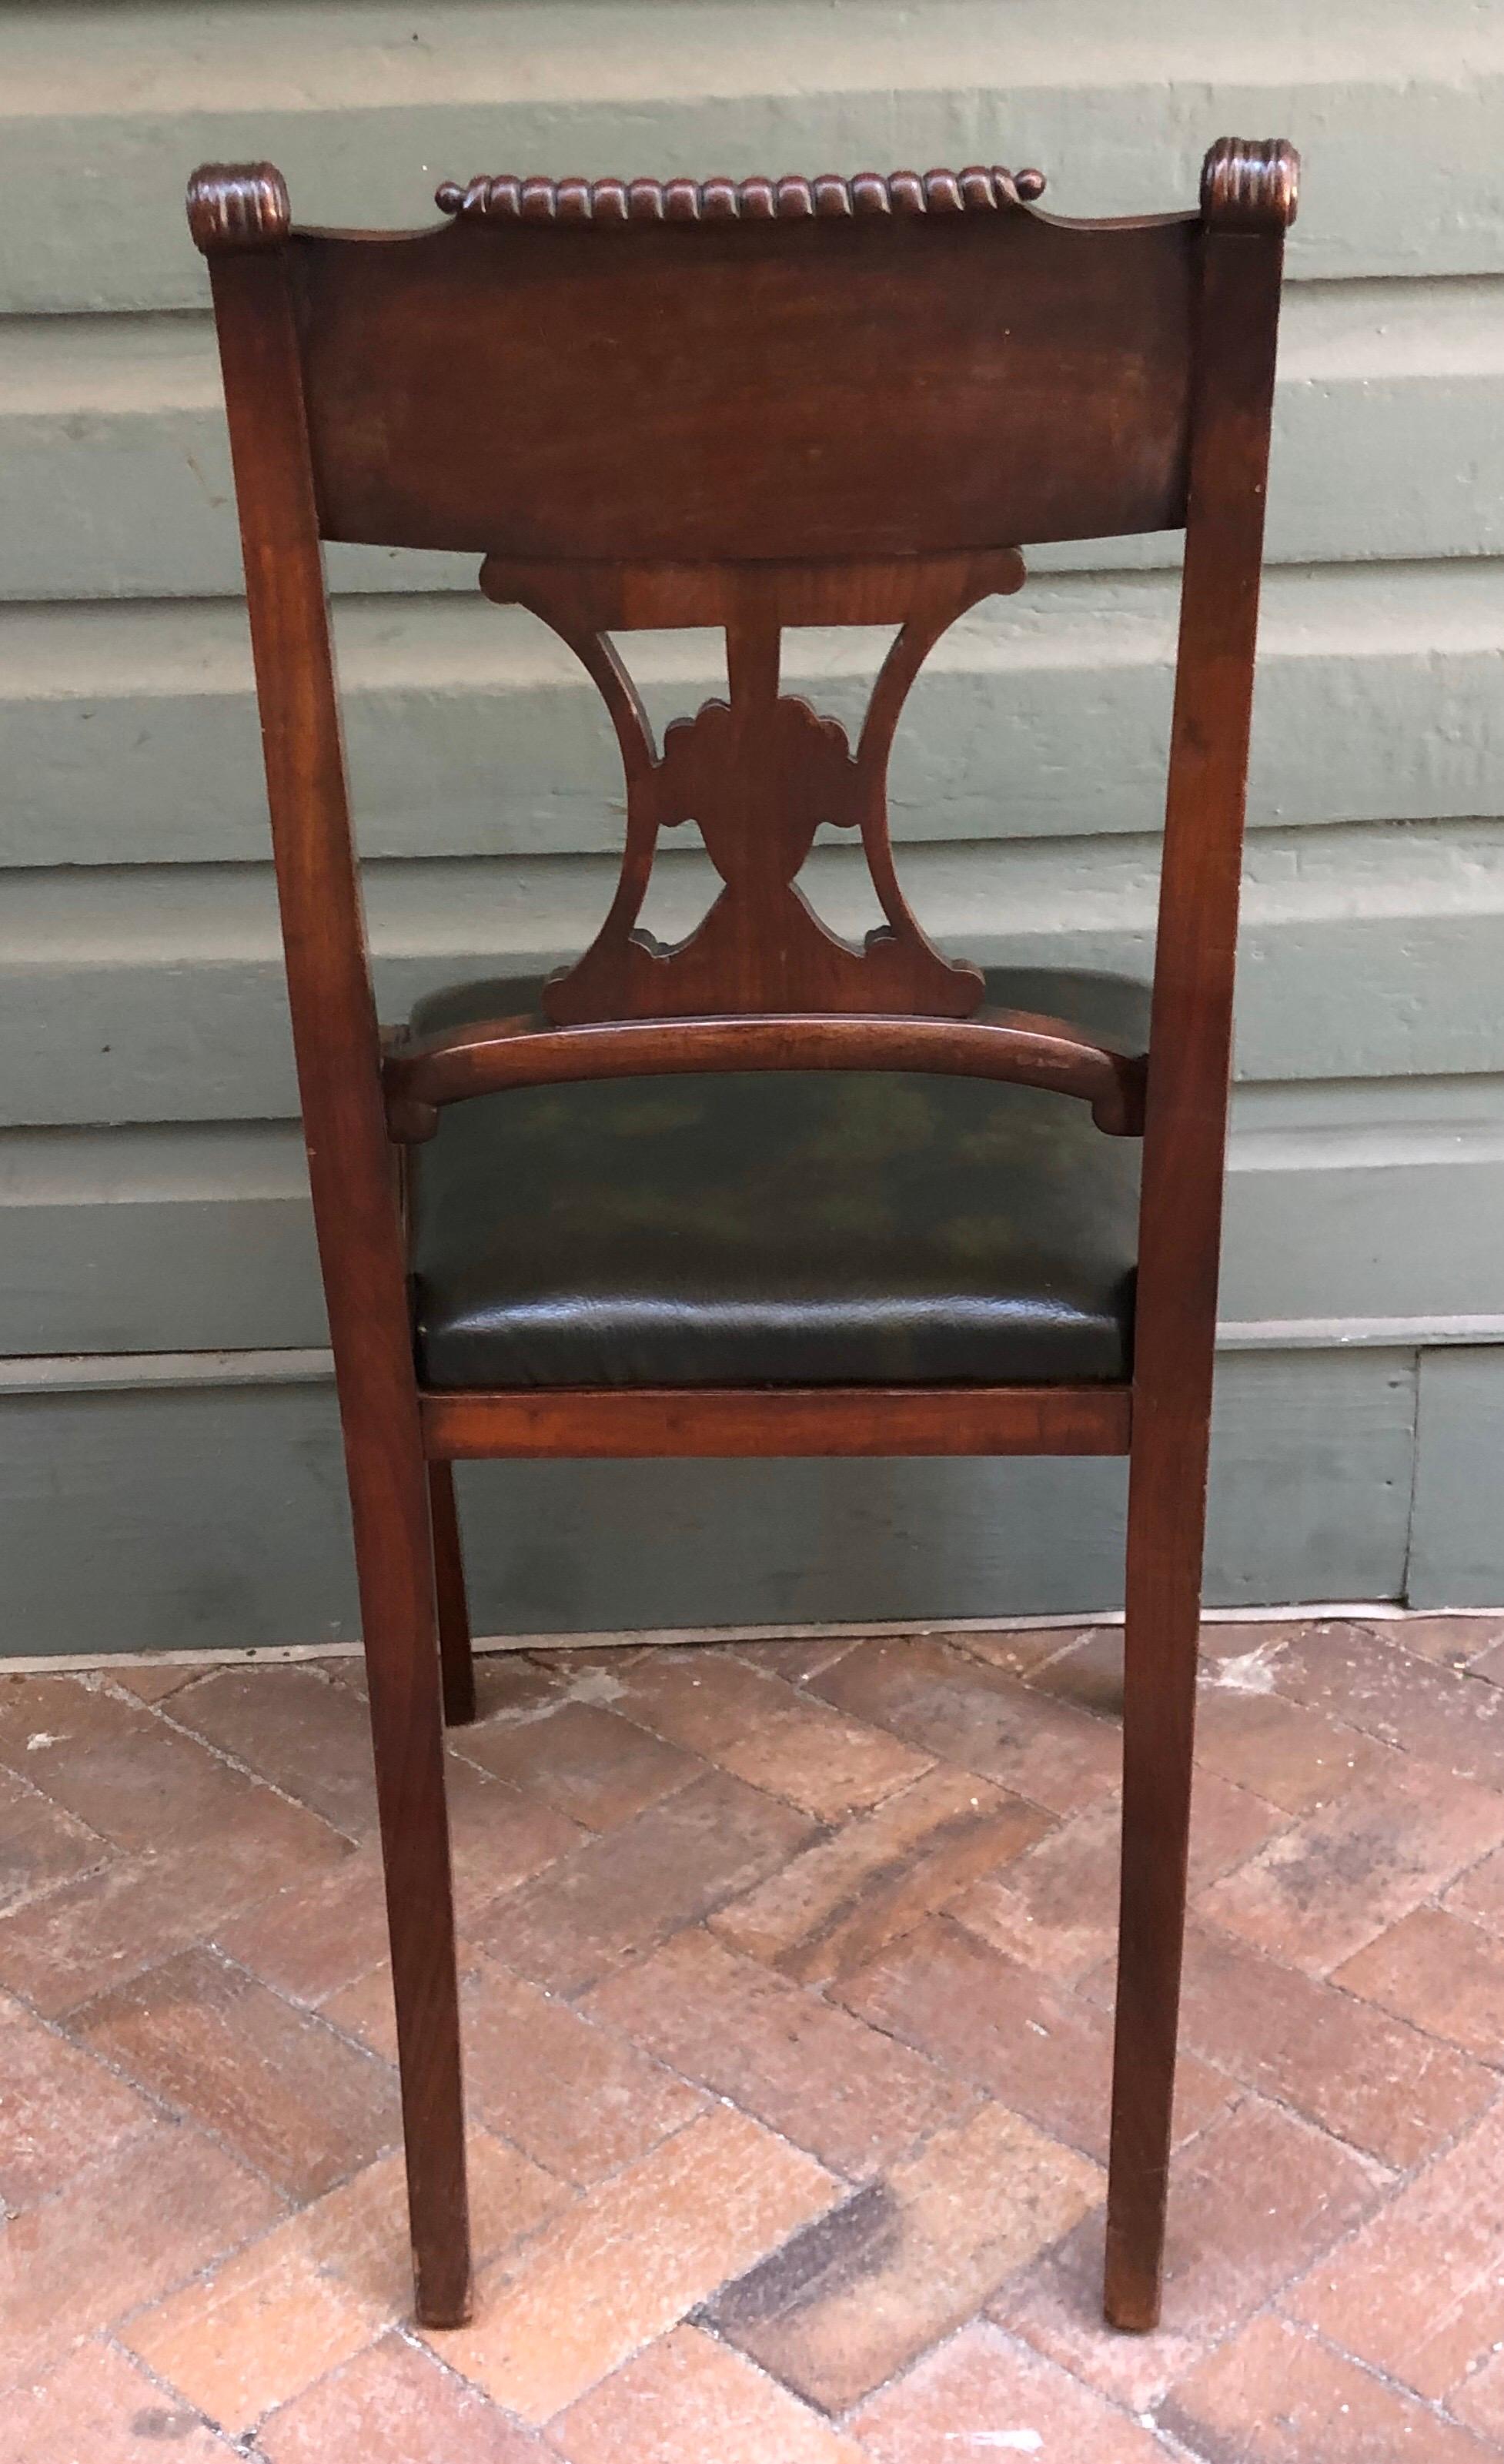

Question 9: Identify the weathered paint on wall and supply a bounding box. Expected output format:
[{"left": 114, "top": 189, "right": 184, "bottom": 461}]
[{"left": 1, "top": 2, "right": 1500, "bottom": 1649}]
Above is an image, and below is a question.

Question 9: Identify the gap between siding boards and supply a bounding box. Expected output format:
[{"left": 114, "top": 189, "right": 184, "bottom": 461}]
[{"left": 5, "top": 1603, "right": 1499, "bottom": 1679}]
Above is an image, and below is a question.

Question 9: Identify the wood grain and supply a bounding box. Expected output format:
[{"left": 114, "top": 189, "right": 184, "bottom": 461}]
[
  {"left": 421, "top": 1383, "right": 1132, "bottom": 1462},
  {"left": 384, "top": 1009, "right": 1146, "bottom": 1143},
  {"left": 191, "top": 132, "right": 1295, "bottom": 2339}
]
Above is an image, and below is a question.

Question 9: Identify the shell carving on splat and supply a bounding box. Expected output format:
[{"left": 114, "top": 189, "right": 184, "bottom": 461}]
[
  {"left": 477, "top": 547, "right": 1028, "bottom": 1024},
  {"left": 627, "top": 688, "right": 873, "bottom": 1015}
]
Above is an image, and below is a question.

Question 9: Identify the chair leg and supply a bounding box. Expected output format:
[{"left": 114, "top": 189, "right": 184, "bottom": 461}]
[
  {"left": 353, "top": 1441, "right": 472, "bottom": 2328},
  {"left": 1103, "top": 1411, "right": 1209, "bottom": 2332},
  {"left": 428, "top": 1460, "right": 477, "bottom": 1727}
]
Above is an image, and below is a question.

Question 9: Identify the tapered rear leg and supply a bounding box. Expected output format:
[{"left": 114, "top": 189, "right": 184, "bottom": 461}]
[
  {"left": 1103, "top": 1409, "right": 1209, "bottom": 2332},
  {"left": 355, "top": 1446, "right": 473, "bottom": 2328},
  {"left": 428, "top": 1459, "right": 477, "bottom": 1727}
]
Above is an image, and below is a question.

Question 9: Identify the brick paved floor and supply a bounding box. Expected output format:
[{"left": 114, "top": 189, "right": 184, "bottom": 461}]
[{"left": 4, "top": 1613, "right": 1504, "bottom": 2460}]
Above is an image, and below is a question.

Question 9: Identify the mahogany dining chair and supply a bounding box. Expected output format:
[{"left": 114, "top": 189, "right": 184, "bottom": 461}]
[{"left": 189, "top": 134, "right": 1298, "bottom": 2336}]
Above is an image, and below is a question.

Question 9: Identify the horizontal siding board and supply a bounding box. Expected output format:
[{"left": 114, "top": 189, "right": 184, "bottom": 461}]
[
  {"left": 2, "top": 822, "right": 1502, "bottom": 1124},
  {"left": 4, "top": 285, "right": 1502, "bottom": 599},
  {"left": 4, "top": 1102, "right": 1502, "bottom": 1356},
  {"left": 5, "top": 563, "right": 1504, "bottom": 867},
  {"left": 0, "top": 1124, "right": 324, "bottom": 1355},
  {"left": 3, "top": 5, "right": 1503, "bottom": 306},
  {"left": 0, "top": 1346, "right": 1418, "bottom": 1651}
]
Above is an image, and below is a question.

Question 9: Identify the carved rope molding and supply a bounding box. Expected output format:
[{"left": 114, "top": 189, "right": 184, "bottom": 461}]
[
  {"left": 1200, "top": 137, "right": 1300, "bottom": 232},
  {"left": 433, "top": 165, "right": 1048, "bottom": 224},
  {"left": 187, "top": 142, "right": 1295, "bottom": 249},
  {"left": 187, "top": 162, "right": 292, "bottom": 252}
]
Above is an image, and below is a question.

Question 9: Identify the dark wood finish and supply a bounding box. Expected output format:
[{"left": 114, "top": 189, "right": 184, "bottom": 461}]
[
  {"left": 384, "top": 1010, "right": 1147, "bottom": 1142},
  {"left": 476, "top": 550, "right": 1028, "bottom": 1028},
  {"left": 427, "top": 1462, "right": 476, "bottom": 1727},
  {"left": 1105, "top": 135, "right": 1297, "bottom": 2333},
  {"left": 435, "top": 163, "right": 1047, "bottom": 223},
  {"left": 477, "top": 549, "right": 1019, "bottom": 631},
  {"left": 422, "top": 1383, "right": 1132, "bottom": 1462},
  {"left": 190, "top": 169, "right": 472, "bottom": 2331},
  {"left": 290, "top": 202, "right": 1199, "bottom": 560},
  {"left": 189, "top": 130, "right": 1295, "bottom": 2338}
]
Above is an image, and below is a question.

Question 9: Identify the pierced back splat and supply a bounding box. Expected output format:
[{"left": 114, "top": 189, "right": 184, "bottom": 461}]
[{"left": 478, "top": 550, "right": 1025, "bottom": 1024}]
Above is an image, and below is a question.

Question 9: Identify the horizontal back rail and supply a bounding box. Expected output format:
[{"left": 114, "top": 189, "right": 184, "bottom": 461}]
[
  {"left": 280, "top": 196, "right": 1201, "bottom": 560},
  {"left": 420, "top": 1382, "right": 1134, "bottom": 1459}
]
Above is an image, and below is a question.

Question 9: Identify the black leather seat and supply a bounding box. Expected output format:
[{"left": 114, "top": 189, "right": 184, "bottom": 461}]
[{"left": 408, "top": 970, "right": 1146, "bottom": 1391}]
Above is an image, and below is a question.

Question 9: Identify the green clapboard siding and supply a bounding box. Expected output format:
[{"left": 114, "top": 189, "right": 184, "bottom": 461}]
[{"left": 0, "top": 1, "right": 1501, "bottom": 1653}]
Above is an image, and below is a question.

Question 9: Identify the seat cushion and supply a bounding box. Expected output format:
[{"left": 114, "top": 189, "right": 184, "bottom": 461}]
[{"left": 408, "top": 969, "right": 1146, "bottom": 1391}]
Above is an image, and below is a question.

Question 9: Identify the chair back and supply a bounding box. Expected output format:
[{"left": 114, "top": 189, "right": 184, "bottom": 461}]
[{"left": 190, "top": 140, "right": 1295, "bottom": 1380}]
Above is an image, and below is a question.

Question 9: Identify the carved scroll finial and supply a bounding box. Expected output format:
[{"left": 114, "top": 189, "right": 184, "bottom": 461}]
[
  {"left": 186, "top": 162, "right": 292, "bottom": 253},
  {"left": 1200, "top": 138, "right": 1299, "bottom": 233},
  {"left": 434, "top": 165, "right": 1046, "bottom": 226}
]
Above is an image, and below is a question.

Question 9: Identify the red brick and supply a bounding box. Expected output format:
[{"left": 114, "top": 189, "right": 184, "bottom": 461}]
[
  {"left": 124, "top": 2131, "right": 562, "bottom": 2433},
  {"left": 109, "top": 1659, "right": 212, "bottom": 1703},
  {"left": 951, "top": 1776, "right": 1283, "bottom": 1984},
  {"left": 0, "top": 1996, "right": 151, "bottom": 2208},
  {"left": 259, "top": 2332, "right": 551, "bottom": 2462},
  {"left": 1448, "top": 1838, "right": 1504, "bottom": 1935},
  {"left": 1192, "top": 1674, "right": 1383, "bottom": 1815},
  {"left": 711, "top": 1766, "right": 1051, "bottom": 1984},
  {"left": 524, "top": 1643, "right": 648, "bottom": 1681},
  {"left": 1024, "top": 1625, "right": 1126, "bottom": 1717},
  {"left": 1198, "top": 1620, "right": 1313, "bottom": 1661},
  {"left": 455, "top": 1694, "right": 701, "bottom": 1830},
  {"left": 1335, "top": 1904, "right": 1504, "bottom": 2064},
  {"left": 1271, "top": 1620, "right": 1504, "bottom": 1790},
  {"left": 0, "top": 1802, "right": 350, "bottom": 2019},
  {"left": 72, "top": 1946, "right": 397, "bottom": 2202},
  {"left": 1393, "top": 1614, "right": 1504, "bottom": 1670},
  {"left": 708, "top": 2100, "right": 1102, "bottom": 2411},
  {"left": 955, "top": 1623, "right": 1099, "bottom": 1679},
  {"left": 427, "top": 2103, "right": 837, "bottom": 2423},
  {"left": 850, "top": 2321, "right": 1165, "bottom": 2462},
  {"left": 165, "top": 1663, "right": 381, "bottom": 1832},
  {"left": 1196, "top": 1744, "right": 1504, "bottom": 1973},
  {"left": 0, "top": 1676, "right": 342, "bottom": 1857},
  {"left": 469, "top": 1650, "right": 576, "bottom": 1717},
  {"left": 122, "top": 2215, "right": 388, "bottom": 2434},
  {"left": 210, "top": 1849, "right": 393, "bottom": 2005},
  {"left": 837, "top": 1915, "right": 1229, "bottom": 2164},
  {"left": 0, "top": 1766, "right": 109, "bottom": 1914},
  {"left": 211, "top": 1771, "right": 580, "bottom": 2013},
  {"left": 474, "top": 1768, "right": 816, "bottom": 1997},
  {"left": 8, "top": 2340, "right": 234, "bottom": 2464},
  {"left": 460, "top": 1958, "right": 706, "bottom": 2184},
  {"left": 1471, "top": 1632, "right": 1504, "bottom": 1683},
  {"left": 585, "top": 1927, "right": 973, "bottom": 2178},
  {"left": 0, "top": 2121, "right": 282, "bottom": 2392},
  {"left": 992, "top": 2097, "right": 1383, "bottom": 2413},
  {"left": 1161, "top": 2312, "right": 1497, "bottom": 2462},
  {"left": 1286, "top": 2098, "right": 1504, "bottom": 2399},
  {"left": 608, "top": 1647, "right": 934, "bottom": 1819},
  {"left": 549, "top": 2323, "right": 867, "bottom": 2464},
  {"left": 1449, "top": 2345, "right": 1504, "bottom": 2445},
  {"left": 1175, "top": 1920, "right": 1496, "bottom": 2167},
  {"left": 730, "top": 1635, "right": 865, "bottom": 1683},
  {"left": 432, "top": 1754, "right": 587, "bottom": 1913},
  {"left": 810, "top": 1635, "right": 1120, "bottom": 1814}
]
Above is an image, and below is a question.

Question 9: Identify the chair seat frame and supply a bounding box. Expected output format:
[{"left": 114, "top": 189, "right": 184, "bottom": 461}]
[{"left": 190, "top": 135, "right": 1297, "bottom": 2338}]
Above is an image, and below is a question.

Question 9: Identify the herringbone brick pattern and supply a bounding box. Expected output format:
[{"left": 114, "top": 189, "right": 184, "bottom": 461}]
[{"left": 3, "top": 1613, "right": 1503, "bottom": 2459}]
